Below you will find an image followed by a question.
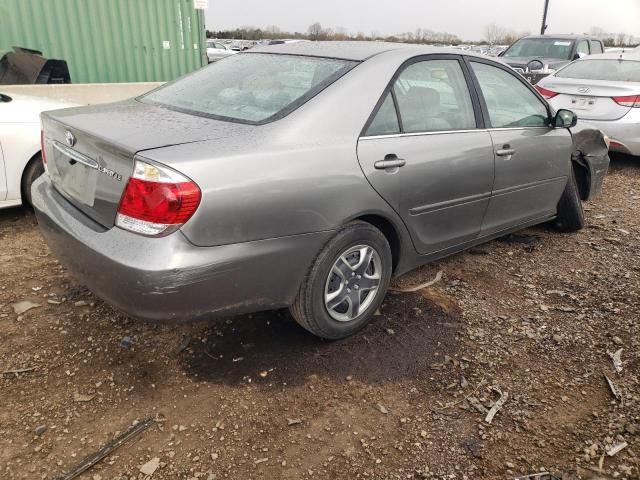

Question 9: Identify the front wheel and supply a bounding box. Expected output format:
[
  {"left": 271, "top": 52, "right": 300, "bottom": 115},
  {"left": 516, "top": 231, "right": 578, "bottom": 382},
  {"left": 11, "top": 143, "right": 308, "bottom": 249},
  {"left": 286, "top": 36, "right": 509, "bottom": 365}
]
[
  {"left": 290, "top": 221, "right": 392, "bottom": 339},
  {"left": 555, "top": 165, "right": 585, "bottom": 232}
]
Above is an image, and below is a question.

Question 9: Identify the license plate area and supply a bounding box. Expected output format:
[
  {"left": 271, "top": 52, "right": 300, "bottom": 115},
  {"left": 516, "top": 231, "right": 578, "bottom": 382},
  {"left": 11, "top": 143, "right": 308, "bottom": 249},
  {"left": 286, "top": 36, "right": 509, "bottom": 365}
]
[
  {"left": 569, "top": 95, "right": 597, "bottom": 111},
  {"left": 49, "top": 142, "right": 99, "bottom": 207}
]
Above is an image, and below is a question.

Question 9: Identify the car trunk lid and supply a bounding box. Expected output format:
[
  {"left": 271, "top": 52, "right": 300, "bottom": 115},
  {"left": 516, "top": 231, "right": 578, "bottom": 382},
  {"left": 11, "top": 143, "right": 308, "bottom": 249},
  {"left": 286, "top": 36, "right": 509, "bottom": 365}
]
[
  {"left": 542, "top": 78, "right": 640, "bottom": 120},
  {"left": 41, "top": 99, "right": 248, "bottom": 228}
]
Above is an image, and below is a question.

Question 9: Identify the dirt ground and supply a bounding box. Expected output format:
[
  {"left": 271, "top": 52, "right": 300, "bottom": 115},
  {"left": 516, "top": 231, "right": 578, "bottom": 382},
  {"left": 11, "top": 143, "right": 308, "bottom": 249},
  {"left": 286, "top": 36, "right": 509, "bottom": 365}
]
[{"left": 1, "top": 154, "right": 638, "bottom": 480}]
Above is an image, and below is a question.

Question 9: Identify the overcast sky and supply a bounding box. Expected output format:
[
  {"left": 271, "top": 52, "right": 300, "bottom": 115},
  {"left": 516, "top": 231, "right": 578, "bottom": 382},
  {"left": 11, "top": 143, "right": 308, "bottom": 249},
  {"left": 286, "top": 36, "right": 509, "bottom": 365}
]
[{"left": 205, "top": 0, "right": 639, "bottom": 40}]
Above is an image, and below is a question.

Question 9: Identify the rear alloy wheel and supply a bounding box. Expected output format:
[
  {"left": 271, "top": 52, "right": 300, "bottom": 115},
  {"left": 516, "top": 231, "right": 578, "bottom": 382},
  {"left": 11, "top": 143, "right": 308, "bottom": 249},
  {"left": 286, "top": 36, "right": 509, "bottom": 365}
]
[
  {"left": 555, "top": 165, "right": 585, "bottom": 233},
  {"left": 290, "top": 221, "right": 392, "bottom": 339}
]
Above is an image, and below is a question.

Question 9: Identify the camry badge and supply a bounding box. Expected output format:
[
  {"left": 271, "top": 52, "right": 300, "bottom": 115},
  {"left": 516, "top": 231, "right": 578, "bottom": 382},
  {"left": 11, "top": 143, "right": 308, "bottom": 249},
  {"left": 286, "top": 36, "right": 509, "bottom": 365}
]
[
  {"left": 65, "top": 130, "right": 76, "bottom": 147},
  {"left": 577, "top": 87, "right": 591, "bottom": 94}
]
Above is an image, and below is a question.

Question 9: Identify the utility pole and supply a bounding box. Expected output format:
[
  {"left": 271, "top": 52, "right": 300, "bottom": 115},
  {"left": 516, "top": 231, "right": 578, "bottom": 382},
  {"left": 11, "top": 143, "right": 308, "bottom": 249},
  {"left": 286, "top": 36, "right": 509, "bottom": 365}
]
[{"left": 540, "top": 0, "right": 550, "bottom": 34}]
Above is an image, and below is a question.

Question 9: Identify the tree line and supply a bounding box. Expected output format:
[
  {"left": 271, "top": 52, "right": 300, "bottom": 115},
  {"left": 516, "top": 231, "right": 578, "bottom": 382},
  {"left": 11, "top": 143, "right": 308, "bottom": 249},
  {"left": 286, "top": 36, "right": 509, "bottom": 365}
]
[
  {"left": 207, "top": 23, "right": 462, "bottom": 45},
  {"left": 207, "top": 23, "right": 639, "bottom": 48}
]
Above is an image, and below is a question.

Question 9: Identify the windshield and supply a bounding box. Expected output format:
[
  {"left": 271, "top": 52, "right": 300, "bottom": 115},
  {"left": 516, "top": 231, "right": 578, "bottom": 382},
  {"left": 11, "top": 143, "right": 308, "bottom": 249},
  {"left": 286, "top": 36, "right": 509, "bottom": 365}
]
[
  {"left": 503, "top": 38, "right": 574, "bottom": 60},
  {"left": 142, "top": 53, "right": 356, "bottom": 124},
  {"left": 556, "top": 59, "right": 640, "bottom": 82}
]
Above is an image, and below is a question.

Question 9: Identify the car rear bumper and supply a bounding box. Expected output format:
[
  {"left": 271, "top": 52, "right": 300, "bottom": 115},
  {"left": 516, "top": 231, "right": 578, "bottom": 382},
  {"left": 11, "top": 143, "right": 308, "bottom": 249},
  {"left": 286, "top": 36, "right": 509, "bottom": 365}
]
[
  {"left": 32, "top": 175, "right": 332, "bottom": 322},
  {"left": 577, "top": 117, "right": 640, "bottom": 156}
]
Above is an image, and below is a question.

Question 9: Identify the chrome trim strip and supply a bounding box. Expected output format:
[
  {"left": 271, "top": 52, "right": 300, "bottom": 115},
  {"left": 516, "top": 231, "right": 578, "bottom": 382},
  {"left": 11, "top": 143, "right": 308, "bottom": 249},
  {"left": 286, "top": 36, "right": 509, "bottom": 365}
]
[
  {"left": 361, "top": 126, "right": 552, "bottom": 140},
  {"left": 488, "top": 126, "right": 551, "bottom": 132},
  {"left": 361, "top": 129, "right": 484, "bottom": 140},
  {"left": 53, "top": 141, "right": 99, "bottom": 170}
]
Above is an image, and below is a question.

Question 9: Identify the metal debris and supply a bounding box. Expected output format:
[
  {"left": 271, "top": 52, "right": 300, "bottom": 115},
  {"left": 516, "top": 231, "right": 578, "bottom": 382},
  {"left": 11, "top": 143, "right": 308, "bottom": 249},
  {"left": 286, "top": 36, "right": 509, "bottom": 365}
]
[
  {"left": 1, "top": 366, "right": 37, "bottom": 375},
  {"left": 606, "top": 441, "right": 628, "bottom": 457},
  {"left": 485, "top": 387, "right": 508, "bottom": 424},
  {"left": 467, "top": 396, "right": 489, "bottom": 415},
  {"left": 514, "top": 473, "right": 559, "bottom": 480},
  {"left": 53, "top": 417, "right": 155, "bottom": 480},
  {"left": 389, "top": 270, "right": 443, "bottom": 293},
  {"left": 603, "top": 374, "right": 623, "bottom": 405},
  {"left": 608, "top": 348, "right": 623, "bottom": 373}
]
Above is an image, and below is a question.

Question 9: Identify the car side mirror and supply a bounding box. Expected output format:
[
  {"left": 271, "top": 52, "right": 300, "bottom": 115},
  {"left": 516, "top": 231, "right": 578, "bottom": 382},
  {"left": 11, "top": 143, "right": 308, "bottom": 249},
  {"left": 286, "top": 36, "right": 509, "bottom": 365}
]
[
  {"left": 0, "top": 93, "right": 12, "bottom": 103},
  {"left": 573, "top": 52, "right": 586, "bottom": 60},
  {"left": 554, "top": 109, "right": 578, "bottom": 128}
]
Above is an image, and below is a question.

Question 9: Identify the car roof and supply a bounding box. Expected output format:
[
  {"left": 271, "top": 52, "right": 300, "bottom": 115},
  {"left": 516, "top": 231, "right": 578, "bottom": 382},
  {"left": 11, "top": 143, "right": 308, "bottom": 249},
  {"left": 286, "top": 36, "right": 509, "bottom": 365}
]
[
  {"left": 519, "top": 34, "right": 598, "bottom": 41},
  {"left": 249, "top": 41, "right": 490, "bottom": 62},
  {"left": 573, "top": 51, "right": 640, "bottom": 61}
]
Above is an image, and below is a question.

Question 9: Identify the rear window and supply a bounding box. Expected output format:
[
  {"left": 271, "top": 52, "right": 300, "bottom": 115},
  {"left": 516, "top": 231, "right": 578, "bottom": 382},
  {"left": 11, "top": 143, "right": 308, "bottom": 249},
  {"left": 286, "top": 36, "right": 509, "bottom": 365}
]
[
  {"left": 556, "top": 59, "right": 640, "bottom": 82},
  {"left": 142, "top": 53, "right": 356, "bottom": 124}
]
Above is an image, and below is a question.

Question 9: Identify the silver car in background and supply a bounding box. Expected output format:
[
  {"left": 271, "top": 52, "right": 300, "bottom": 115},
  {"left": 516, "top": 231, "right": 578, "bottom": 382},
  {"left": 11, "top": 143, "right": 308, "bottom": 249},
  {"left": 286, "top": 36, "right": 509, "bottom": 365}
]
[
  {"left": 34, "top": 42, "right": 609, "bottom": 340},
  {"left": 206, "top": 40, "right": 237, "bottom": 63},
  {"left": 536, "top": 52, "right": 640, "bottom": 156}
]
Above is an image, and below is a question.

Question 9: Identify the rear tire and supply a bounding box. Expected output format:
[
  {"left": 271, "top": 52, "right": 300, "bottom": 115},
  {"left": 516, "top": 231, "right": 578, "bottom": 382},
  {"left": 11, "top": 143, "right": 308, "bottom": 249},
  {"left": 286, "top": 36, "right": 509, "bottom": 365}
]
[
  {"left": 555, "top": 165, "right": 585, "bottom": 232},
  {"left": 21, "top": 154, "right": 44, "bottom": 208},
  {"left": 290, "top": 221, "right": 392, "bottom": 340}
]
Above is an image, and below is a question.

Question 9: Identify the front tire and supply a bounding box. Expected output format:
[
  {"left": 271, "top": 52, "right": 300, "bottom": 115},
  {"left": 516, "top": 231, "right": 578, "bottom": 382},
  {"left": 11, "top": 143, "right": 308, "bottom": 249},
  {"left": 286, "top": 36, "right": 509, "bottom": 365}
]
[
  {"left": 555, "top": 165, "right": 585, "bottom": 232},
  {"left": 290, "top": 221, "right": 392, "bottom": 340},
  {"left": 21, "top": 154, "right": 44, "bottom": 208}
]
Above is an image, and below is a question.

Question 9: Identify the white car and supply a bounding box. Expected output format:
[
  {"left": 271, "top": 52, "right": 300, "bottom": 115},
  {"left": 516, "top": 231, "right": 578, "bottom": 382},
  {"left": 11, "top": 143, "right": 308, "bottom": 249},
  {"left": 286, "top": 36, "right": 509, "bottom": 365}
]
[
  {"left": 536, "top": 52, "right": 640, "bottom": 156},
  {"left": 0, "top": 92, "right": 75, "bottom": 209},
  {"left": 206, "top": 40, "right": 236, "bottom": 63}
]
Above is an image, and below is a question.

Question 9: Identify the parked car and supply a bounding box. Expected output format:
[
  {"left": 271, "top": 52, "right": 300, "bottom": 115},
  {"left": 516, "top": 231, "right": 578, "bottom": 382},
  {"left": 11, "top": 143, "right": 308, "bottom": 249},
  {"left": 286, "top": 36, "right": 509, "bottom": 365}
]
[
  {"left": 35, "top": 42, "right": 609, "bottom": 339},
  {"left": 500, "top": 35, "right": 605, "bottom": 81},
  {"left": 206, "top": 40, "right": 236, "bottom": 63},
  {"left": 535, "top": 51, "right": 640, "bottom": 156},
  {"left": 0, "top": 92, "right": 74, "bottom": 209},
  {"left": 267, "top": 39, "right": 310, "bottom": 46}
]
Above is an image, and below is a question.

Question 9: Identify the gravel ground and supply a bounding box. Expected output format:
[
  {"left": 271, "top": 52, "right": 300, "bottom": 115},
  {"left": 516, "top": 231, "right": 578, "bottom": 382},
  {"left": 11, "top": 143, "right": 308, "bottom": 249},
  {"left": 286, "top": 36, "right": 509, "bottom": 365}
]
[{"left": 0, "top": 154, "right": 638, "bottom": 480}]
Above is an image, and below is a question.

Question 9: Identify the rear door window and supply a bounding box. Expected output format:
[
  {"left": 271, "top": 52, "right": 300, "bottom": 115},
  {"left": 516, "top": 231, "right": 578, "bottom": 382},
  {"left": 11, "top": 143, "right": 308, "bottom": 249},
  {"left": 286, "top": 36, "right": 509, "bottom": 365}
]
[
  {"left": 589, "top": 41, "right": 603, "bottom": 54},
  {"left": 470, "top": 62, "right": 549, "bottom": 128},
  {"left": 365, "top": 93, "right": 400, "bottom": 136},
  {"left": 576, "top": 40, "right": 590, "bottom": 56}
]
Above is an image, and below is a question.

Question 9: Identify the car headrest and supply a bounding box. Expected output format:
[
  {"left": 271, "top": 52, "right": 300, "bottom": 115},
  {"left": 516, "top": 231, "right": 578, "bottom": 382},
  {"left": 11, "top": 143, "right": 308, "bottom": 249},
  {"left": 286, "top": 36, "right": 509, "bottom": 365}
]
[{"left": 405, "top": 86, "right": 442, "bottom": 116}]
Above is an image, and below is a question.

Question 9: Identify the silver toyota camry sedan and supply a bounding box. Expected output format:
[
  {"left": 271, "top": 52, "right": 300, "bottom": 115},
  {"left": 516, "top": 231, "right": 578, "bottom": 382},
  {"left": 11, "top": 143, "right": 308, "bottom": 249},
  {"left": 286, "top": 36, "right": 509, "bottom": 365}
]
[{"left": 34, "top": 42, "right": 609, "bottom": 339}]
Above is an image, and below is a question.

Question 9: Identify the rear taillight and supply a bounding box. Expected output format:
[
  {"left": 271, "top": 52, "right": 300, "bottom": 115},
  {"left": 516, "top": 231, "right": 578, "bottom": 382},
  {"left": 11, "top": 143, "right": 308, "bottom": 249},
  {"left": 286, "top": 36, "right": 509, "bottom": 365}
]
[
  {"left": 40, "top": 130, "right": 47, "bottom": 167},
  {"left": 534, "top": 85, "right": 558, "bottom": 99},
  {"left": 116, "top": 159, "right": 201, "bottom": 236},
  {"left": 612, "top": 95, "right": 640, "bottom": 108}
]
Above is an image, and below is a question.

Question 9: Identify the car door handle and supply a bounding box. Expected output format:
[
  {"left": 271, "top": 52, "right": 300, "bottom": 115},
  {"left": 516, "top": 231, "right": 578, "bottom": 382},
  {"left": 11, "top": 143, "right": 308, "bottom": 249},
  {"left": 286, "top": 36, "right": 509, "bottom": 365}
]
[
  {"left": 374, "top": 156, "right": 406, "bottom": 170},
  {"left": 496, "top": 148, "right": 516, "bottom": 157}
]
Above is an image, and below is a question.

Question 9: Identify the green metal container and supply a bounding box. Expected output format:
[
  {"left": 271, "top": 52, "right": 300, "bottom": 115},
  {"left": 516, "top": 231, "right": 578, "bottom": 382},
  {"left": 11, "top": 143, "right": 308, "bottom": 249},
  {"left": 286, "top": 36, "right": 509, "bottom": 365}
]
[{"left": 0, "top": 0, "right": 207, "bottom": 83}]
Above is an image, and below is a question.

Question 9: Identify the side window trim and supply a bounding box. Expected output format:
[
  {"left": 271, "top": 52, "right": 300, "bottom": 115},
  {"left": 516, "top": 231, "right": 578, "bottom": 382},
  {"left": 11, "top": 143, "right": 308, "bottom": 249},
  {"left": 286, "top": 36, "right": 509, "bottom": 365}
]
[
  {"left": 463, "top": 56, "right": 552, "bottom": 130},
  {"left": 359, "top": 54, "right": 483, "bottom": 138},
  {"left": 390, "top": 88, "right": 404, "bottom": 132}
]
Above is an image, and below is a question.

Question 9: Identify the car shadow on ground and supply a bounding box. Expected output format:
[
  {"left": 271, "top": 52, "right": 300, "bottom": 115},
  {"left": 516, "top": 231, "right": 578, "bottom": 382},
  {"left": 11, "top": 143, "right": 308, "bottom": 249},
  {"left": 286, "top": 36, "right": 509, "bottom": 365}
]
[
  {"left": 609, "top": 151, "right": 638, "bottom": 170},
  {"left": 182, "top": 287, "right": 462, "bottom": 387}
]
